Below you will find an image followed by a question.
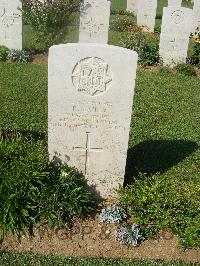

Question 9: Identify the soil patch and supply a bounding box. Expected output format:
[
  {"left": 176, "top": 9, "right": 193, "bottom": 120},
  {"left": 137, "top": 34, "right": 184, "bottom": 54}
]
[
  {"left": 31, "top": 54, "right": 48, "bottom": 65},
  {"left": 1, "top": 216, "right": 199, "bottom": 263}
]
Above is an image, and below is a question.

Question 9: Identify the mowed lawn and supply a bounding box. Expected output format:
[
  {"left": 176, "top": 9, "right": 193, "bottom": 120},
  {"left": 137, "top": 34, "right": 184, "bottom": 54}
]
[
  {"left": 0, "top": 252, "right": 199, "bottom": 266},
  {"left": 0, "top": 63, "right": 199, "bottom": 185}
]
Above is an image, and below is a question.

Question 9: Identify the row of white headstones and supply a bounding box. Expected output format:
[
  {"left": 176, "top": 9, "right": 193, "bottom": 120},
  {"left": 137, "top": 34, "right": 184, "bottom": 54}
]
[
  {"left": 1, "top": 0, "right": 199, "bottom": 198},
  {"left": 0, "top": 0, "right": 200, "bottom": 66}
]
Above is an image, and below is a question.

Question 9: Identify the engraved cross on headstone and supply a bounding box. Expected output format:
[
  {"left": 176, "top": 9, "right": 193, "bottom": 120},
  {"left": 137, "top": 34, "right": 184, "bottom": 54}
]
[
  {"left": 84, "top": 17, "right": 104, "bottom": 38},
  {"left": 73, "top": 132, "right": 103, "bottom": 175},
  {"left": 170, "top": 37, "right": 177, "bottom": 50}
]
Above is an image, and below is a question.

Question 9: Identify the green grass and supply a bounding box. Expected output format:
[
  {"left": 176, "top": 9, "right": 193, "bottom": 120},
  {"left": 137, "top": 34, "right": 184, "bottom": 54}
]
[
  {"left": 0, "top": 62, "right": 199, "bottom": 246},
  {"left": 22, "top": 0, "right": 194, "bottom": 51},
  {"left": 0, "top": 252, "right": 199, "bottom": 266},
  {"left": 0, "top": 63, "right": 47, "bottom": 133}
]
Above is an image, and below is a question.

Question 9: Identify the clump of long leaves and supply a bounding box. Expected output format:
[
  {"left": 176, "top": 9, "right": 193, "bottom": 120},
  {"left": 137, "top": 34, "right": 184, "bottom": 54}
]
[{"left": 0, "top": 129, "right": 95, "bottom": 240}]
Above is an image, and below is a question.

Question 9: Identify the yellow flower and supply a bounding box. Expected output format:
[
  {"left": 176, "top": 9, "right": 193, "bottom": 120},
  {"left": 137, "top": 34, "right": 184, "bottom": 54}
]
[{"left": 61, "top": 171, "right": 69, "bottom": 177}]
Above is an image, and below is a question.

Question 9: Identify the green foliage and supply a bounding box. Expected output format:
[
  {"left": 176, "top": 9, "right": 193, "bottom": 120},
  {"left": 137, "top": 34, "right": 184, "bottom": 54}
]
[
  {"left": 8, "top": 50, "right": 31, "bottom": 63},
  {"left": 110, "top": 9, "right": 135, "bottom": 16},
  {"left": 1, "top": 64, "right": 200, "bottom": 248},
  {"left": 0, "top": 130, "right": 47, "bottom": 240},
  {"left": 40, "top": 163, "right": 96, "bottom": 227},
  {"left": 0, "top": 252, "right": 198, "bottom": 266},
  {"left": 0, "top": 46, "right": 9, "bottom": 62},
  {"left": 0, "top": 129, "right": 95, "bottom": 239},
  {"left": 118, "top": 174, "right": 200, "bottom": 247},
  {"left": 120, "top": 30, "right": 160, "bottom": 66},
  {"left": 110, "top": 15, "right": 136, "bottom": 32},
  {"left": 190, "top": 26, "right": 200, "bottom": 65},
  {"left": 159, "top": 67, "right": 173, "bottom": 75},
  {"left": 23, "top": 0, "right": 81, "bottom": 51},
  {"left": 175, "top": 64, "right": 197, "bottom": 77},
  {"left": 139, "top": 42, "right": 160, "bottom": 66}
]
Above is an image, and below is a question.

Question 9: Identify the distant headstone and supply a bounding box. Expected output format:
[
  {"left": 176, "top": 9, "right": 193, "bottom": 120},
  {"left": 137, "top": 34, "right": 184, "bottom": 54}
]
[
  {"left": 48, "top": 43, "right": 138, "bottom": 198},
  {"left": 79, "top": 0, "right": 110, "bottom": 44},
  {"left": 159, "top": 7, "right": 193, "bottom": 66},
  {"left": 137, "top": 0, "right": 157, "bottom": 32},
  {"left": 168, "top": 0, "right": 182, "bottom": 7},
  {"left": 0, "top": 0, "right": 22, "bottom": 49},
  {"left": 191, "top": 0, "right": 200, "bottom": 32},
  {"left": 127, "top": 0, "right": 138, "bottom": 15}
]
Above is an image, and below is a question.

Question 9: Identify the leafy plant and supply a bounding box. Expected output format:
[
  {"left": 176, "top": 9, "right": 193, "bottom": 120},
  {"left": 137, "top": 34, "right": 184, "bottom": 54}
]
[
  {"left": 39, "top": 163, "right": 96, "bottom": 227},
  {"left": 176, "top": 64, "right": 197, "bottom": 77},
  {"left": 116, "top": 224, "right": 144, "bottom": 246},
  {"left": 139, "top": 42, "right": 160, "bottom": 66},
  {"left": 120, "top": 29, "right": 160, "bottom": 66},
  {"left": 110, "top": 9, "right": 135, "bottom": 17},
  {"left": 0, "top": 130, "right": 47, "bottom": 240},
  {"left": 110, "top": 15, "right": 136, "bottom": 32},
  {"left": 0, "top": 46, "right": 9, "bottom": 62},
  {"left": 0, "top": 129, "right": 95, "bottom": 239},
  {"left": 99, "top": 205, "right": 127, "bottom": 223},
  {"left": 191, "top": 26, "right": 200, "bottom": 65},
  {"left": 8, "top": 50, "right": 31, "bottom": 63},
  {"left": 118, "top": 174, "right": 200, "bottom": 247},
  {"left": 23, "top": 0, "right": 81, "bottom": 51}
]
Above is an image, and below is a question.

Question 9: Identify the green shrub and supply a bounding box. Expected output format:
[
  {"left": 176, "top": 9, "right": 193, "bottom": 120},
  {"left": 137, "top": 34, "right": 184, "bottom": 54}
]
[
  {"left": 23, "top": 0, "right": 81, "bottom": 51},
  {"left": 8, "top": 50, "right": 31, "bottom": 63},
  {"left": 0, "top": 46, "right": 9, "bottom": 62},
  {"left": 190, "top": 27, "right": 200, "bottom": 65},
  {"left": 139, "top": 42, "right": 160, "bottom": 66},
  {"left": 110, "top": 9, "right": 135, "bottom": 16},
  {"left": 120, "top": 30, "right": 160, "bottom": 66},
  {"left": 159, "top": 66, "right": 173, "bottom": 75},
  {"left": 39, "top": 163, "right": 96, "bottom": 227},
  {"left": 0, "top": 129, "right": 95, "bottom": 239},
  {"left": 110, "top": 15, "right": 136, "bottom": 32},
  {"left": 175, "top": 64, "right": 197, "bottom": 77},
  {"left": 118, "top": 174, "right": 200, "bottom": 247},
  {"left": 0, "top": 130, "right": 47, "bottom": 240}
]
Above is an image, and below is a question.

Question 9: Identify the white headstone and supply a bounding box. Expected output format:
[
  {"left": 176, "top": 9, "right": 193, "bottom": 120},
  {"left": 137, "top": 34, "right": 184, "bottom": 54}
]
[
  {"left": 0, "top": 0, "right": 22, "bottom": 50},
  {"left": 168, "top": 0, "right": 182, "bottom": 7},
  {"left": 191, "top": 0, "right": 200, "bottom": 32},
  {"left": 159, "top": 7, "right": 193, "bottom": 66},
  {"left": 48, "top": 43, "right": 138, "bottom": 198},
  {"left": 127, "top": 0, "right": 138, "bottom": 15},
  {"left": 79, "top": 0, "right": 110, "bottom": 44},
  {"left": 137, "top": 0, "right": 157, "bottom": 32}
]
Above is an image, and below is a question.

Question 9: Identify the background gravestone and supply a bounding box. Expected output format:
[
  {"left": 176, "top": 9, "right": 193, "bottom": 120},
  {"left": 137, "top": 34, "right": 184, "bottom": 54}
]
[
  {"left": 191, "top": 0, "right": 200, "bottom": 32},
  {"left": 127, "top": 0, "right": 138, "bottom": 15},
  {"left": 79, "top": 0, "right": 110, "bottom": 44},
  {"left": 159, "top": 7, "right": 193, "bottom": 66},
  {"left": 137, "top": 0, "right": 157, "bottom": 32},
  {"left": 168, "top": 0, "right": 182, "bottom": 7},
  {"left": 48, "top": 43, "right": 138, "bottom": 198},
  {"left": 0, "top": 0, "right": 22, "bottom": 49}
]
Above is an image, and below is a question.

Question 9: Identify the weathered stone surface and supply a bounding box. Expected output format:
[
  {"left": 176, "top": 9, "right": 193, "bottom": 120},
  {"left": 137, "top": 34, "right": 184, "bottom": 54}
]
[
  {"left": 48, "top": 43, "right": 138, "bottom": 198},
  {"left": 168, "top": 0, "right": 182, "bottom": 7},
  {"left": 191, "top": 0, "right": 200, "bottom": 32},
  {"left": 79, "top": 0, "right": 110, "bottom": 44},
  {"left": 0, "top": 0, "right": 22, "bottom": 49},
  {"left": 137, "top": 0, "right": 157, "bottom": 32},
  {"left": 127, "top": 0, "right": 138, "bottom": 15},
  {"left": 159, "top": 7, "right": 193, "bottom": 66}
]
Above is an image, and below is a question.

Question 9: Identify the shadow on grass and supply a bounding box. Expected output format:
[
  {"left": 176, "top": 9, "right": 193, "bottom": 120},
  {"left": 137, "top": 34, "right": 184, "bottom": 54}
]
[{"left": 124, "top": 140, "right": 198, "bottom": 185}]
